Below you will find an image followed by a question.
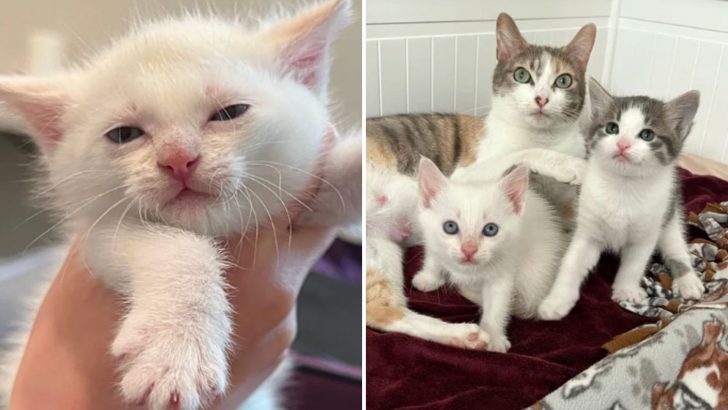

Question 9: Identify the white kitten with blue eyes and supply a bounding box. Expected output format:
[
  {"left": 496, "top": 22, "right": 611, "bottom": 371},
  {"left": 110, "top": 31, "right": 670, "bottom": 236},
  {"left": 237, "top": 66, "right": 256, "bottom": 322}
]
[
  {"left": 0, "top": 1, "right": 359, "bottom": 409},
  {"left": 413, "top": 158, "right": 566, "bottom": 352},
  {"left": 538, "top": 79, "right": 705, "bottom": 321}
]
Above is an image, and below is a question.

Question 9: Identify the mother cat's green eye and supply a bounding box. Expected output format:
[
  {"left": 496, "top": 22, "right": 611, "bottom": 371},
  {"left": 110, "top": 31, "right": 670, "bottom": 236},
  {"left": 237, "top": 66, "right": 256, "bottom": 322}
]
[
  {"left": 554, "top": 74, "right": 572, "bottom": 89},
  {"left": 513, "top": 67, "right": 531, "bottom": 84}
]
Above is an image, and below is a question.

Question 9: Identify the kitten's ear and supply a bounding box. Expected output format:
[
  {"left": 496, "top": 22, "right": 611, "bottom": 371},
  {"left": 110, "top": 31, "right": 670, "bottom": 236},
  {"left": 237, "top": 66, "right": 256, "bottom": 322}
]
[
  {"left": 261, "top": 0, "right": 352, "bottom": 99},
  {"left": 0, "top": 76, "right": 69, "bottom": 153},
  {"left": 496, "top": 13, "right": 528, "bottom": 62},
  {"left": 418, "top": 157, "right": 447, "bottom": 209},
  {"left": 499, "top": 165, "right": 529, "bottom": 215},
  {"left": 588, "top": 77, "right": 614, "bottom": 120},
  {"left": 563, "top": 23, "right": 596, "bottom": 72},
  {"left": 664, "top": 90, "right": 700, "bottom": 141}
]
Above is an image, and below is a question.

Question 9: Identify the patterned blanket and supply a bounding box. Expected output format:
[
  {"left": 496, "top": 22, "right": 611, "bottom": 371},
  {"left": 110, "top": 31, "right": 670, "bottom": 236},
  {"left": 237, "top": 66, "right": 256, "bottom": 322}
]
[{"left": 532, "top": 202, "right": 728, "bottom": 409}]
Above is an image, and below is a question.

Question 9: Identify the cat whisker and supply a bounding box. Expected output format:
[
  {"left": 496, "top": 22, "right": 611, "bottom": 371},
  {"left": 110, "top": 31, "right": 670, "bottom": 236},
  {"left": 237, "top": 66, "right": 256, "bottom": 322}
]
[
  {"left": 245, "top": 176, "right": 293, "bottom": 248},
  {"left": 247, "top": 160, "right": 345, "bottom": 210},
  {"left": 21, "top": 185, "right": 127, "bottom": 254},
  {"left": 245, "top": 186, "right": 279, "bottom": 265},
  {"left": 112, "top": 198, "right": 138, "bottom": 254}
]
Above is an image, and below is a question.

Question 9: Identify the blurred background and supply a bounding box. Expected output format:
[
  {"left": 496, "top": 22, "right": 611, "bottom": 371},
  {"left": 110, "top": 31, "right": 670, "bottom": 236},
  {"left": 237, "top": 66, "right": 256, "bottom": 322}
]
[{"left": 0, "top": 0, "right": 362, "bottom": 408}]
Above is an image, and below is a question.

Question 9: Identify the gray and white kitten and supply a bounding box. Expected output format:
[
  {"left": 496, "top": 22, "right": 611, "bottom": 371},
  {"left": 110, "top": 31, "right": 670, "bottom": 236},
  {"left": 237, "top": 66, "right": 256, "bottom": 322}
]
[{"left": 539, "top": 78, "right": 705, "bottom": 320}]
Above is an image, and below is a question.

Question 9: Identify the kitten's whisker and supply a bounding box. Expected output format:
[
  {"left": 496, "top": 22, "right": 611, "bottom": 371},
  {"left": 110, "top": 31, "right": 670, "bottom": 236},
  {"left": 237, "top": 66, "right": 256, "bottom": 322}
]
[
  {"left": 248, "top": 160, "right": 345, "bottom": 210},
  {"left": 246, "top": 176, "right": 293, "bottom": 248},
  {"left": 80, "top": 196, "right": 132, "bottom": 269},
  {"left": 21, "top": 185, "right": 126, "bottom": 254},
  {"left": 113, "top": 198, "right": 137, "bottom": 254},
  {"left": 241, "top": 185, "right": 260, "bottom": 268},
  {"left": 246, "top": 165, "right": 310, "bottom": 211},
  {"left": 247, "top": 187, "right": 279, "bottom": 265},
  {"left": 36, "top": 169, "right": 110, "bottom": 196}
]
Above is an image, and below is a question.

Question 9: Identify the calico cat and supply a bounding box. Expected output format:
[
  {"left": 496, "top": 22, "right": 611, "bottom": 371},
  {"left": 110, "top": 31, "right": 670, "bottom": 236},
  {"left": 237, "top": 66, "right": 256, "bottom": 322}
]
[
  {"left": 412, "top": 159, "right": 566, "bottom": 352},
  {"left": 538, "top": 79, "right": 705, "bottom": 320},
  {"left": 366, "top": 13, "right": 595, "bottom": 347},
  {"left": 0, "top": 1, "right": 358, "bottom": 409}
]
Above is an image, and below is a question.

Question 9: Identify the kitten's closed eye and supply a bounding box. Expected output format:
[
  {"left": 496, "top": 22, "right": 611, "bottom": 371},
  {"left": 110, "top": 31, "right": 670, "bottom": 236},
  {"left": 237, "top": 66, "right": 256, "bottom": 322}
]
[
  {"left": 209, "top": 104, "right": 250, "bottom": 121},
  {"left": 106, "top": 126, "right": 145, "bottom": 144}
]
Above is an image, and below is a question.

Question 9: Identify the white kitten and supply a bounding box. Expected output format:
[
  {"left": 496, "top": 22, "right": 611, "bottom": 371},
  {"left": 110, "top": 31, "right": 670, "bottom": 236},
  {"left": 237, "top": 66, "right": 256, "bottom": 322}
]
[
  {"left": 539, "top": 79, "right": 705, "bottom": 320},
  {"left": 0, "top": 1, "right": 357, "bottom": 409},
  {"left": 413, "top": 158, "right": 567, "bottom": 352}
]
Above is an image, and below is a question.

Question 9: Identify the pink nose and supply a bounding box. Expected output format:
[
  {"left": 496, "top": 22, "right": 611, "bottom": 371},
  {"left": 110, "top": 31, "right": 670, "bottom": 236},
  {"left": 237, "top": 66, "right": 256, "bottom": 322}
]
[
  {"left": 158, "top": 149, "right": 199, "bottom": 181},
  {"left": 535, "top": 96, "right": 549, "bottom": 108},
  {"left": 461, "top": 243, "right": 478, "bottom": 259},
  {"left": 617, "top": 138, "right": 631, "bottom": 153}
]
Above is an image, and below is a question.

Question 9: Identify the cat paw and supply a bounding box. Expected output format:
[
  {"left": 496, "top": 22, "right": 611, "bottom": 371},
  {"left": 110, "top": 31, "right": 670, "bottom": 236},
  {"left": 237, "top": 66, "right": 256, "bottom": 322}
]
[
  {"left": 112, "top": 321, "right": 228, "bottom": 410},
  {"left": 672, "top": 274, "right": 704, "bottom": 300},
  {"left": 553, "top": 158, "right": 587, "bottom": 185},
  {"left": 611, "top": 285, "right": 648, "bottom": 303},
  {"left": 445, "top": 324, "right": 490, "bottom": 350},
  {"left": 537, "top": 296, "right": 575, "bottom": 320},
  {"left": 486, "top": 334, "right": 511, "bottom": 353},
  {"left": 412, "top": 270, "right": 445, "bottom": 292}
]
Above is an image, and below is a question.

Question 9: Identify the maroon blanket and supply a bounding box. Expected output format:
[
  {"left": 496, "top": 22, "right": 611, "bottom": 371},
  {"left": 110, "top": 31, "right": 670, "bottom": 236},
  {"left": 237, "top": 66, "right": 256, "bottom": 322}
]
[{"left": 366, "top": 169, "right": 728, "bottom": 410}]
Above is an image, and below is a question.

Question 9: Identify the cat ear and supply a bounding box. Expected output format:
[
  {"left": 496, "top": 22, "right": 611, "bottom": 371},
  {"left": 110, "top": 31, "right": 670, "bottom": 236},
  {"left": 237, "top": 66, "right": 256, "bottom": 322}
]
[
  {"left": 261, "top": 0, "right": 352, "bottom": 99},
  {"left": 588, "top": 77, "right": 614, "bottom": 120},
  {"left": 664, "top": 90, "right": 700, "bottom": 141},
  {"left": 496, "top": 13, "right": 529, "bottom": 62},
  {"left": 418, "top": 157, "right": 447, "bottom": 209},
  {"left": 0, "top": 76, "right": 69, "bottom": 153},
  {"left": 563, "top": 23, "right": 596, "bottom": 72},
  {"left": 499, "top": 165, "right": 529, "bottom": 215}
]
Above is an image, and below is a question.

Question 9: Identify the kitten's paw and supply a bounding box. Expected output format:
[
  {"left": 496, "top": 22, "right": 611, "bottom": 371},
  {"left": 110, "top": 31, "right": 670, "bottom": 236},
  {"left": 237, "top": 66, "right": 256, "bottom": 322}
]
[
  {"left": 445, "top": 324, "right": 490, "bottom": 350},
  {"left": 552, "top": 158, "right": 587, "bottom": 185},
  {"left": 612, "top": 285, "right": 648, "bottom": 303},
  {"left": 672, "top": 274, "right": 704, "bottom": 300},
  {"left": 412, "top": 270, "right": 445, "bottom": 292},
  {"left": 537, "top": 295, "right": 576, "bottom": 320},
  {"left": 485, "top": 334, "right": 511, "bottom": 353},
  {"left": 112, "top": 321, "right": 228, "bottom": 410}
]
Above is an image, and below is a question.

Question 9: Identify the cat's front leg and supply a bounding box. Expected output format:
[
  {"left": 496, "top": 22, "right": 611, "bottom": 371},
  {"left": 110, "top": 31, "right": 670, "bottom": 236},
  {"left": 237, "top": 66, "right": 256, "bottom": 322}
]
[
  {"left": 511, "top": 149, "right": 587, "bottom": 185},
  {"left": 612, "top": 238, "right": 658, "bottom": 303},
  {"left": 86, "top": 225, "right": 231, "bottom": 410},
  {"left": 479, "top": 276, "right": 514, "bottom": 353},
  {"left": 538, "top": 233, "right": 602, "bottom": 320},
  {"left": 411, "top": 255, "right": 446, "bottom": 292}
]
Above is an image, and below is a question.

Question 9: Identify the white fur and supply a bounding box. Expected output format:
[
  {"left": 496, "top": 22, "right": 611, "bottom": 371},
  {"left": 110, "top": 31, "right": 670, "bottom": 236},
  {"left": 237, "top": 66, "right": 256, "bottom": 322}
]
[
  {"left": 539, "top": 106, "right": 704, "bottom": 320},
  {"left": 412, "top": 163, "right": 566, "bottom": 352},
  {"left": 0, "top": 1, "right": 356, "bottom": 409}
]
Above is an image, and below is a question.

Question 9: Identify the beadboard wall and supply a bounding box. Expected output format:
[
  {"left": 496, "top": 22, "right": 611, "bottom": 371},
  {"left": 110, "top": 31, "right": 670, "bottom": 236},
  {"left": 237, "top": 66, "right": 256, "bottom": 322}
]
[{"left": 367, "top": 0, "right": 728, "bottom": 163}]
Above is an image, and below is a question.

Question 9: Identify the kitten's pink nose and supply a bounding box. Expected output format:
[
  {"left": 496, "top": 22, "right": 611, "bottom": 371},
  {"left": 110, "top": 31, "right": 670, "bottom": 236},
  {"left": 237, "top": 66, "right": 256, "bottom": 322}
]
[
  {"left": 158, "top": 148, "right": 199, "bottom": 181},
  {"left": 461, "top": 242, "right": 478, "bottom": 259},
  {"left": 535, "top": 96, "right": 549, "bottom": 108},
  {"left": 617, "top": 138, "right": 631, "bottom": 153}
]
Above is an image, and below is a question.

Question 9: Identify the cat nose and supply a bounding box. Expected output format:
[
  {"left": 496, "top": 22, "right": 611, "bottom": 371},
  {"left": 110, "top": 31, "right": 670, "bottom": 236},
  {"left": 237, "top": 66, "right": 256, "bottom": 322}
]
[
  {"left": 158, "top": 149, "right": 200, "bottom": 181},
  {"left": 617, "top": 138, "right": 631, "bottom": 153},
  {"left": 461, "top": 243, "right": 478, "bottom": 258},
  {"left": 535, "top": 96, "right": 549, "bottom": 108}
]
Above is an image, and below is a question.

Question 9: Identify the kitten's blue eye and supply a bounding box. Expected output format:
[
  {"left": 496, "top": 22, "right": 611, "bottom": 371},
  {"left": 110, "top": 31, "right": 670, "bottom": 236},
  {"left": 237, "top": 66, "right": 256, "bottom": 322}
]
[
  {"left": 443, "top": 221, "right": 459, "bottom": 235},
  {"left": 513, "top": 67, "right": 531, "bottom": 84},
  {"left": 639, "top": 129, "right": 655, "bottom": 141},
  {"left": 209, "top": 104, "right": 249, "bottom": 121},
  {"left": 105, "top": 126, "right": 145, "bottom": 144},
  {"left": 482, "top": 223, "right": 499, "bottom": 237},
  {"left": 605, "top": 122, "right": 619, "bottom": 134},
  {"left": 554, "top": 74, "right": 572, "bottom": 89}
]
